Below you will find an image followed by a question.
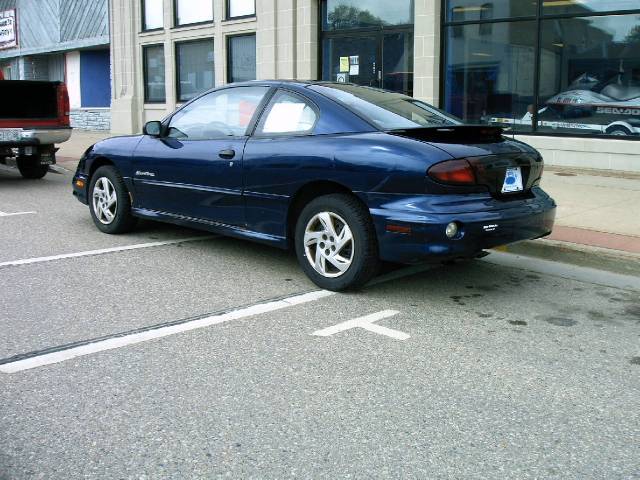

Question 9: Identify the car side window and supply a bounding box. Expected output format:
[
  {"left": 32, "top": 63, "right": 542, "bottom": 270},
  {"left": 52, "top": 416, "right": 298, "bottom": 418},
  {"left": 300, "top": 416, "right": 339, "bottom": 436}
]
[
  {"left": 256, "top": 91, "right": 318, "bottom": 136},
  {"left": 167, "top": 86, "right": 269, "bottom": 140}
]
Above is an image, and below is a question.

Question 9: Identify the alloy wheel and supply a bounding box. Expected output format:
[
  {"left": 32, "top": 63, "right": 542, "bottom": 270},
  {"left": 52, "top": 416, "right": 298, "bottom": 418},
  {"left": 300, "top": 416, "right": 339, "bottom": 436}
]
[
  {"left": 92, "top": 177, "right": 118, "bottom": 225},
  {"left": 304, "top": 211, "right": 354, "bottom": 278}
]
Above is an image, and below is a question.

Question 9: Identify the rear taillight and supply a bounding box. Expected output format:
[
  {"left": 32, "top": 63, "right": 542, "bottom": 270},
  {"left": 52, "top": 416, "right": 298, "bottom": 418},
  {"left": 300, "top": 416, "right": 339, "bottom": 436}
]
[
  {"left": 428, "top": 159, "right": 476, "bottom": 185},
  {"left": 57, "top": 83, "right": 70, "bottom": 127}
]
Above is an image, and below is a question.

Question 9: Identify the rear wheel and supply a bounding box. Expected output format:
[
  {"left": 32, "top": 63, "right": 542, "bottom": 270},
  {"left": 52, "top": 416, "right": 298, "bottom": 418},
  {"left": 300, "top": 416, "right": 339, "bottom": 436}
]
[
  {"left": 89, "top": 165, "right": 137, "bottom": 234},
  {"left": 295, "top": 194, "right": 379, "bottom": 291},
  {"left": 16, "top": 156, "right": 48, "bottom": 179}
]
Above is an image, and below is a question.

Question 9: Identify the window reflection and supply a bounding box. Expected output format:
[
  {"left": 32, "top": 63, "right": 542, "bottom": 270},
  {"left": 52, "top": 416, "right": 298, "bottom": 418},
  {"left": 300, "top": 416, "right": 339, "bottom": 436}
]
[
  {"left": 444, "top": 21, "right": 537, "bottom": 132},
  {"left": 322, "top": 0, "right": 413, "bottom": 30},
  {"left": 446, "top": 0, "right": 537, "bottom": 22},
  {"left": 542, "top": 0, "right": 640, "bottom": 15},
  {"left": 537, "top": 15, "right": 640, "bottom": 136},
  {"left": 176, "top": 0, "right": 213, "bottom": 26}
]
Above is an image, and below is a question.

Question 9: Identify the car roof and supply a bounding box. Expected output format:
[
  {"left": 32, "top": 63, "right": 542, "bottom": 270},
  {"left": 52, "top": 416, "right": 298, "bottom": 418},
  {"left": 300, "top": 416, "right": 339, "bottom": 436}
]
[{"left": 225, "top": 79, "right": 353, "bottom": 89}]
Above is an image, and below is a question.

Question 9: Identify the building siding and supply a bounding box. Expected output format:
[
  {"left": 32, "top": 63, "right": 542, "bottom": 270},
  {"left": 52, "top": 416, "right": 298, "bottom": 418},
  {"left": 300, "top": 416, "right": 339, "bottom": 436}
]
[
  {"left": 0, "top": 0, "right": 109, "bottom": 59},
  {"left": 60, "top": 0, "right": 108, "bottom": 43}
]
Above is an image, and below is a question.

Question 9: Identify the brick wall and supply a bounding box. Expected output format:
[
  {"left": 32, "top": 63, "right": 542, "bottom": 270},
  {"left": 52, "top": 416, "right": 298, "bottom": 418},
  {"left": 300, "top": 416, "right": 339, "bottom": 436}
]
[{"left": 70, "top": 109, "right": 111, "bottom": 131}]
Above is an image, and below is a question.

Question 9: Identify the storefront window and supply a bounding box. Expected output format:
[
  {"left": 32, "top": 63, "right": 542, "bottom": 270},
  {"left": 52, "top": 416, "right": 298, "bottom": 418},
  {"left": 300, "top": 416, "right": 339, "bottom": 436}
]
[
  {"left": 445, "top": 1, "right": 537, "bottom": 22},
  {"left": 444, "top": 21, "right": 537, "bottom": 132},
  {"left": 443, "top": 1, "right": 640, "bottom": 138},
  {"left": 143, "top": 44, "right": 165, "bottom": 103},
  {"left": 227, "top": 0, "right": 255, "bottom": 19},
  {"left": 176, "top": 40, "right": 215, "bottom": 102},
  {"left": 228, "top": 34, "right": 256, "bottom": 83},
  {"left": 142, "top": 0, "right": 163, "bottom": 30},
  {"left": 322, "top": 0, "right": 413, "bottom": 31},
  {"left": 175, "top": 0, "right": 213, "bottom": 26},
  {"left": 538, "top": 15, "right": 640, "bottom": 136}
]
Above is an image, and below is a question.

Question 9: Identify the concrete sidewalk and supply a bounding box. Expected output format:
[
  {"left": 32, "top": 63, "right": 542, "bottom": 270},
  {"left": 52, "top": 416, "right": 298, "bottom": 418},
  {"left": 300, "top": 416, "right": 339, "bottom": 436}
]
[{"left": 57, "top": 130, "right": 640, "bottom": 259}]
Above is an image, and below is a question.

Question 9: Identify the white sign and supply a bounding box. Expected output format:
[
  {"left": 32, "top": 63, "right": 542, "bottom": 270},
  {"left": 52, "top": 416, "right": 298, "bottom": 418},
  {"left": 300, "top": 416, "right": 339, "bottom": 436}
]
[
  {"left": 0, "top": 9, "right": 17, "bottom": 50},
  {"left": 262, "top": 102, "right": 305, "bottom": 133}
]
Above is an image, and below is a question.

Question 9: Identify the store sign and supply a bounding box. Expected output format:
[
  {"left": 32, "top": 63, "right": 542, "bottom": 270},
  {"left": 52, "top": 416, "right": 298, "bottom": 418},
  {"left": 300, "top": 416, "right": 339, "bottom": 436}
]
[{"left": 0, "top": 9, "right": 17, "bottom": 50}]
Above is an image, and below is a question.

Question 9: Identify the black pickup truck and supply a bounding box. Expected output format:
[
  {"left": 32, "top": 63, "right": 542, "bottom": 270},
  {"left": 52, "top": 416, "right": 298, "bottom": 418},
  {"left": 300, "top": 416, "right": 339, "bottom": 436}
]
[{"left": 0, "top": 80, "right": 72, "bottom": 179}]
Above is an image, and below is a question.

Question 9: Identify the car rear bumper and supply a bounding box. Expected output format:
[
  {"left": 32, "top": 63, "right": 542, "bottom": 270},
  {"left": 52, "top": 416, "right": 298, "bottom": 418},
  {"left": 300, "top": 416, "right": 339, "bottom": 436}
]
[
  {"left": 0, "top": 127, "right": 72, "bottom": 146},
  {"left": 363, "top": 187, "right": 556, "bottom": 264}
]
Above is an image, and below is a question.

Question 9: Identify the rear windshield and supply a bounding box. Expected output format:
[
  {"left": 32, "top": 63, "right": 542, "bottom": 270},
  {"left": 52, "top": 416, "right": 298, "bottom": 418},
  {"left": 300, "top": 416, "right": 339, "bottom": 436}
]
[{"left": 309, "top": 84, "right": 461, "bottom": 130}]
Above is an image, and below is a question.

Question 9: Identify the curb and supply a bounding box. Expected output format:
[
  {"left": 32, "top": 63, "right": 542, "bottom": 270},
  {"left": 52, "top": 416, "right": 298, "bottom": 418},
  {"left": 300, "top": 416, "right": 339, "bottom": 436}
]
[{"left": 497, "top": 238, "right": 640, "bottom": 278}]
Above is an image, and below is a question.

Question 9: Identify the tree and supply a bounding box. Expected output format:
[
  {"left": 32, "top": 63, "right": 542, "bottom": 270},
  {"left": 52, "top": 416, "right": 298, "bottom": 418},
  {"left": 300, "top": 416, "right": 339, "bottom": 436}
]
[{"left": 327, "top": 4, "right": 384, "bottom": 30}]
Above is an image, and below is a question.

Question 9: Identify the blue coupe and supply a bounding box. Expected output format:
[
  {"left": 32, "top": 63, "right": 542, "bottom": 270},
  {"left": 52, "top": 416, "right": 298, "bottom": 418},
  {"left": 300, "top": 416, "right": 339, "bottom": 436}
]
[{"left": 72, "top": 81, "right": 556, "bottom": 290}]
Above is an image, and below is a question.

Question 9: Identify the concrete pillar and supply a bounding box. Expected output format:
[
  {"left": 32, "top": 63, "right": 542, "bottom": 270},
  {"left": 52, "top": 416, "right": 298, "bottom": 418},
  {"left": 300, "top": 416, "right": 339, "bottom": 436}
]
[
  {"left": 110, "top": 0, "right": 141, "bottom": 134},
  {"left": 413, "top": 0, "right": 441, "bottom": 105},
  {"left": 276, "top": 0, "right": 296, "bottom": 79},
  {"left": 295, "top": 0, "right": 318, "bottom": 80},
  {"left": 257, "top": 0, "right": 277, "bottom": 79}
]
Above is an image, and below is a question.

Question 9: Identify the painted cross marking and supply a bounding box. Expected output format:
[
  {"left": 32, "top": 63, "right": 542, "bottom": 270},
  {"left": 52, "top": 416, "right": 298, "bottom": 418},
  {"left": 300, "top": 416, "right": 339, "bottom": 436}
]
[{"left": 312, "top": 310, "right": 409, "bottom": 341}]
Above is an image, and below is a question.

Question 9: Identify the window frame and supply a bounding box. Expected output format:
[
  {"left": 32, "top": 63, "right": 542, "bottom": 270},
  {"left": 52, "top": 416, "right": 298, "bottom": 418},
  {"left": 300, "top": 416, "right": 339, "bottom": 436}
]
[
  {"left": 142, "top": 43, "right": 166, "bottom": 104},
  {"left": 173, "top": 0, "right": 214, "bottom": 28},
  {"left": 226, "top": 32, "right": 257, "bottom": 83},
  {"left": 253, "top": 89, "right": 321, "bottom": 138},
  {"left": 141, "top": 0, "right": 164, "bottom": 32},
  {"left": 440, "top": 0, "right": 640, "bottom": 141},
  {"left": 174, "top": 38, "right": 216, "bottom": 104},
  {"left": 225, "top": 0, "right": 256, "bottom": 21}
]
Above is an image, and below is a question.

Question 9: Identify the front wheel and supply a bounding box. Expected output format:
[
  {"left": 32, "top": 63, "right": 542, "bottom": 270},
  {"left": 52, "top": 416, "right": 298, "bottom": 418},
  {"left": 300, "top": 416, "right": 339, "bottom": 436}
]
[
  {"left": 16, "top": 156, "right": 48, "bottom": 179},
  {"left": 295, "top": 194, "right": 379, "bottom": 291},
  {"left": 89, "top": 165, "right": 137, "bottom": 234}
]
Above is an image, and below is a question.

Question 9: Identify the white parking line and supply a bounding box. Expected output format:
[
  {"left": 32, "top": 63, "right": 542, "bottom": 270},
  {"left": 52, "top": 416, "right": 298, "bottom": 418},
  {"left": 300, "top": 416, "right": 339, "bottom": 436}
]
[
  {"left": 0, "top": 235, "right": 216, "bottom": 268},
  {"left": 312, "top": 310, "right": 409, "bottom": 340},
  {"left": 0, "top": 210, "right": 36, "bottom": 217},
  {"left": 0, "top": 290, "right": 335, "bottom": 373}
]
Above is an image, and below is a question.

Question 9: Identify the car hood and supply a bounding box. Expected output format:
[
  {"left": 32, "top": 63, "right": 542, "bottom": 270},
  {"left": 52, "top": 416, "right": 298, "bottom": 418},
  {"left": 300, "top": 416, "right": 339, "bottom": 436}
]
[{"left": 91, "top": 134, "right": 144, "bottom": 157}]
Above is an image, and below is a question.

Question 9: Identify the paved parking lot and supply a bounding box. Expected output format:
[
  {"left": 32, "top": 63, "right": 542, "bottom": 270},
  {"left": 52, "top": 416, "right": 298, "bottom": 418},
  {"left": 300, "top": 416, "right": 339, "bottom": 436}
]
[{"left": 1, "top": 164, "right": 639, "bottom": 479}]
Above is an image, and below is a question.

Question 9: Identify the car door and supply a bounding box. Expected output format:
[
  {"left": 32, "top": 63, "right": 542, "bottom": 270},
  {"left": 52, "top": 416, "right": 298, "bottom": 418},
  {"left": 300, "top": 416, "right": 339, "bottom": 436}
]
[
  {"left": 243, "top": 89, "right": 321, "bottom": 239},
  {"left": 132, "top": 85, "right": 271, "bottom": 226}
]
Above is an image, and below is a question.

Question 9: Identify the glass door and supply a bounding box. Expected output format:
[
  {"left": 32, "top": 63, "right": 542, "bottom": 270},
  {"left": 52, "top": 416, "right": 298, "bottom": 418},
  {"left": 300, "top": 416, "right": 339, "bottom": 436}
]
[
  {"left": 321, "top": 34, "right": 380, "bottom": 88},
  {"left": 382, "top": 31, "right": 414, "bottom": 95},
  {"left": 321, "top": 29, "right": 414, "bottom": 95}
]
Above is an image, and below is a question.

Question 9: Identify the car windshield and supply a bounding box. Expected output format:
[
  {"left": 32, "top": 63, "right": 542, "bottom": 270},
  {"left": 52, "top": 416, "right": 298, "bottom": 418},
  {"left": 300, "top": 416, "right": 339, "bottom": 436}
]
[{"left": 309, "top": 84, "right": 461, "bottom": 130}]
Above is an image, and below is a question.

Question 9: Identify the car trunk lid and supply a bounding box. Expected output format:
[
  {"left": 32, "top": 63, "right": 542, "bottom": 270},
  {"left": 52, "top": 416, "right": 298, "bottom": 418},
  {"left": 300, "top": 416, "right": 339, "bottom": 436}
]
[{"left": 389, "top": 126, "right": 544, "bottom": 197}]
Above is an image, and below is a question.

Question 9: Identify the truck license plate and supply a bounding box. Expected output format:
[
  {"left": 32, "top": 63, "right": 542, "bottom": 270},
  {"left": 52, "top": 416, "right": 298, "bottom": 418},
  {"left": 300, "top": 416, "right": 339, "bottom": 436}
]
[{"left": 0, "top": 129, "right": 21, "bottom": 142}]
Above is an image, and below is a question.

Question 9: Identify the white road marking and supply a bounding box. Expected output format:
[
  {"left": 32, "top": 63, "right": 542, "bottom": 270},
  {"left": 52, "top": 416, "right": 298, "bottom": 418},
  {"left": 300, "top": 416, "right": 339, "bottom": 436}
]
[
  {"left": 0, "top": 210, "right": 36, "bottom": 217},
  {"left": 0, "top": 290, "right": 335, "bottom": 374},
  {"left": 312, "top": 310, "right": 409, "bottom": 340},
  {"left": 0, "top": 235, "right": 216, "bottom": 268}
]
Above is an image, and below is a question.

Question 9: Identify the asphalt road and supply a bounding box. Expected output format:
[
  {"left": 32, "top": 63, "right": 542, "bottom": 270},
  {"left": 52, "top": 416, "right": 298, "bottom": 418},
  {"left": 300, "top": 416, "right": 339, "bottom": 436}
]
[{"left": 1, "top": 164, "right": 639, "bottom": 479}]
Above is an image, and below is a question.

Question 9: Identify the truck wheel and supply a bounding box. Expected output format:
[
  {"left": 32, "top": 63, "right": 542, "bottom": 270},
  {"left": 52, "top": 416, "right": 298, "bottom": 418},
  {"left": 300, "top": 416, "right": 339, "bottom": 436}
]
[
  {"left": 295, "top": 194, "right": 379, "bottom": 291},
  {"left": 89, "top": 165, "right": 137, "bottom": 234},
  {"left": 16, "top": 157, "right": 48, "bottom": 179}
]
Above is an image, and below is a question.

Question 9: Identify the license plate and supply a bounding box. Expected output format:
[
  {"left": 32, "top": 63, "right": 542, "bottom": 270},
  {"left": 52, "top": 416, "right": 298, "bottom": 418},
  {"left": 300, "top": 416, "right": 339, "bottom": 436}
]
[
  {"left": 502, "top": 167, "right": 523, "bottom": 193},
  {"left": 0, "top": 129, "right": 21, "bottom": 142}
]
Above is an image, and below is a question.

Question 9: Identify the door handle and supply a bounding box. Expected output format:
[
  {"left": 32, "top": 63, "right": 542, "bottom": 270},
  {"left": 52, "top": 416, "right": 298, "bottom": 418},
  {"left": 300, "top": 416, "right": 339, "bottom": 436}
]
[{"left": 219, "top": 149, "right": 235, "bottom": 159}]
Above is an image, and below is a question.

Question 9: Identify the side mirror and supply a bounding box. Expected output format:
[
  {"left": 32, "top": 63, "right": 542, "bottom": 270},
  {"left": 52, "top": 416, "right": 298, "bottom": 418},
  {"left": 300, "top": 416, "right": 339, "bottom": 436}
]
[{"left": 144, "top": 121, "right": 162, "bottom": 137}]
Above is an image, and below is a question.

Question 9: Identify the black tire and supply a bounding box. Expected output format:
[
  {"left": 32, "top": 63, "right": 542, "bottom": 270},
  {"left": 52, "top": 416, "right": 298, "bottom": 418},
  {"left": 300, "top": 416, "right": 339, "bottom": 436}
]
[
  {"left": 294, "top": 193, "right": 379, "bottom": 291},
  {"left": 16, "top": 157, "right": 48, "bottom": 179},
  {"left": 606, "top": 126, "right": 631, "bottom": 136},
  {"left": 88, "top": 165, "right": 138, "bottom": 234}
]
